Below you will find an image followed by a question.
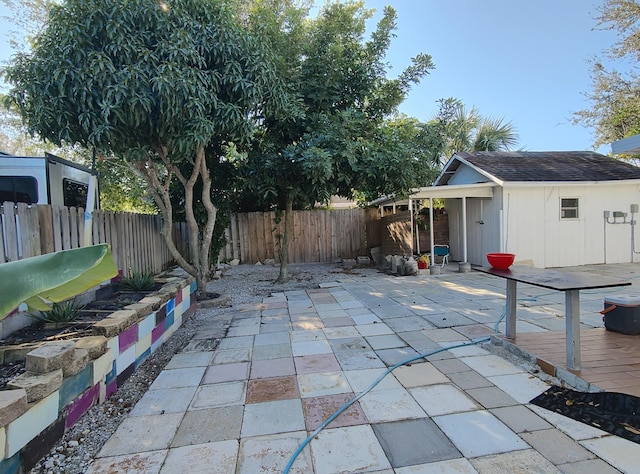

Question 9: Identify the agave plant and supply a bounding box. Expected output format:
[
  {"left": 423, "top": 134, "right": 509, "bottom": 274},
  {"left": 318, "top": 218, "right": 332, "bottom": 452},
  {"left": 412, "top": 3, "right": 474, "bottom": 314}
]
[
  {"left": 30, "top": 299, "right": 85, "bottom": 323},
  {"left": 119, "top": 271, "right": 156, "bottom": 291}
]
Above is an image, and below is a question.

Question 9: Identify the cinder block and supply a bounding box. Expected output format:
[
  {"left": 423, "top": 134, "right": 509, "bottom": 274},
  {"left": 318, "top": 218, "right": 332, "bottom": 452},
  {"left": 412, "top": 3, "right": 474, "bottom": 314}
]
[
  {"left": 22, "top": 415, "right": 64, "bottom": 472},
  {"left": 25, "top": 342, "right": 75, "bottom": 374},
  {"left": 356, "top": 256, "right": 371, "bottom": 266},
  {"left": 135, "top": 333, "right": 152, "bottom": 359},
  {"left": 138, "top": 313, "right": 156, "bottom": 339},
  {"left": 8, "top": 370, "right": 63, "bottom": 403},
  {"left": 0, "top": 426, "right": 5, "bottom": 461},
  {"left": 65, "top": 384, "right": 99, "bottom": 429},
  {"left": 118, "top": 324, "right": 139, "bottom": 353},
  {"left": 0, "top": 389, "right": 27, "bottom": 427},
  {"left": 135, "top": 348, "right": 150, "bottom": 368},
  {"left": 74, "top": 336, "right": 107, "bottom": 359},
  {"left": 59, "top": 364, "right": 92, "bottom": 410},
  {"left": 106, "top": 335, "right": 118, "bottom": 356},
  {"left": 115, "top": 345, "right": 136, "bottom": 375},
  {"left": 6, "top": 391, "right": 59, "bottom": 458},
  {"left": 164, "top": 311, "right": 175, "bottom": 331},
  {"left": 342, "top": 259, "right": 356, "bottom": 269},
  {"left": 92, "top": 349, "right": 114, "bottom": 387}
]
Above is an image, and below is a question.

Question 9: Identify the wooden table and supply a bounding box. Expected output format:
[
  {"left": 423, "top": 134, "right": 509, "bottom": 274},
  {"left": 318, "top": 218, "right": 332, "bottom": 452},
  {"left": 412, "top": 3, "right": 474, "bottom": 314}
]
[{"left": 476, "top": 265, "right": 631, "bottom": 370}]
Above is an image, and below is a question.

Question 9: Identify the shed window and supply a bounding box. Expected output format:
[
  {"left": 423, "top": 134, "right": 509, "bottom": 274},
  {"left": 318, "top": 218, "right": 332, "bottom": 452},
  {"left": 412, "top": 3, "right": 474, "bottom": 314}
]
[{"left": 560, "top": 198, "right": 579, "bottom": 219}]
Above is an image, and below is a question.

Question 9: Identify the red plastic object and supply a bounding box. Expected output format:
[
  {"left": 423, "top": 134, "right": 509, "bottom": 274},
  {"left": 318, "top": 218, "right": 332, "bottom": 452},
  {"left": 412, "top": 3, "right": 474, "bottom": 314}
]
[{"left": 486, "top": 253, "right": 515, "bottom": 269}]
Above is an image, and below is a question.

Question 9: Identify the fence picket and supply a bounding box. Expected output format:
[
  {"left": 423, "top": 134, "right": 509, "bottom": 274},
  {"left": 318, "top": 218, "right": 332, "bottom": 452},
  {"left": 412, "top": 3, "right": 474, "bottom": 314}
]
[{"left": 1, "top": 204, "right": 388, "bottom": 271}]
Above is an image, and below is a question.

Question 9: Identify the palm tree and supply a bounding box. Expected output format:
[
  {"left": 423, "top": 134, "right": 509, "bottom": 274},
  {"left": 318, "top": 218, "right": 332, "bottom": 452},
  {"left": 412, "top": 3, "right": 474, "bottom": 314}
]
[{"left": 434, "top": 98, "right": 520, "bottom": 158}]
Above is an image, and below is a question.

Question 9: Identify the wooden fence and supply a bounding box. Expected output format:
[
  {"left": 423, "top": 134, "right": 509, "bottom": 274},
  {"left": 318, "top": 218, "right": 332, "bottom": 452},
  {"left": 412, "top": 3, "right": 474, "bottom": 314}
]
[
  {"left": 380, "top": 209, "right": 449, "bottom": 257},
  {"left": 2, "top": 203, "right": 386, "bottom": 272},
  {"left": 0, "top": 202, "right": 185, "bottom": 274},
  {"left": 219, "top": 208, "right": 374, "bottom": 264}
]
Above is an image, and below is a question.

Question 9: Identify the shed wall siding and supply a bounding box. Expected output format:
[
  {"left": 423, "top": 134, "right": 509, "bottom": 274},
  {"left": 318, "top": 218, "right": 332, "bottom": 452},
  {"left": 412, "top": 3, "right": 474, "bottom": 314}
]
[{"left": 503, "top": 183, "right": 640, "bottom": 267}]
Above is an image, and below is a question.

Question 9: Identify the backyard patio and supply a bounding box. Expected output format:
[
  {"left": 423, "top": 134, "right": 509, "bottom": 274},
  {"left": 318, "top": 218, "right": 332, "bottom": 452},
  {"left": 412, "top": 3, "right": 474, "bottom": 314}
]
[{"left": 83, "top": 261, "right": 640, "bottom": 473}]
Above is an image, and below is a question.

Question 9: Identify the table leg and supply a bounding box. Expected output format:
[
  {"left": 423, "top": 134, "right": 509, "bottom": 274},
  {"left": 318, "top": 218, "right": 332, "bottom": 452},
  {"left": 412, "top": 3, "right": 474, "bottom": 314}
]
[
  {"left": 505, "top": 280, "right": 517, "bottom": 338},
  {"left": 565, "top": 290, "right": 581, "bottom": 370}
]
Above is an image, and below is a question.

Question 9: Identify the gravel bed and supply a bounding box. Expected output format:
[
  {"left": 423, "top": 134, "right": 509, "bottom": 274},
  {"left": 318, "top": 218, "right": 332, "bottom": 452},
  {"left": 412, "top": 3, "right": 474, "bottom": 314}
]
[{"left": 30, "top": 262, "right": 377, "bottom": 474}]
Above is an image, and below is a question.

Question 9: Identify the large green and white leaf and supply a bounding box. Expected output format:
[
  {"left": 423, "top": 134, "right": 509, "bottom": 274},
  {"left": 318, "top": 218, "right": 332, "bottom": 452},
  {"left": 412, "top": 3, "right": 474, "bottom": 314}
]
[{"left": 0, "top": 243, "right": 118, "bottom": 318}]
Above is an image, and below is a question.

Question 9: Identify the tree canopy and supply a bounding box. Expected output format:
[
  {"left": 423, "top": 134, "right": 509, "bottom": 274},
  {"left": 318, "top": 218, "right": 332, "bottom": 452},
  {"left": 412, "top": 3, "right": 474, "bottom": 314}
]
[
  {"left": 4, "top": 0, "right": 285, "bottom": 294},
  {"left": 573, "top": 0, "right": 640, "bottom": 150},
  {"left": 234, "top": 1, "right": 437, "bottom": 280}
]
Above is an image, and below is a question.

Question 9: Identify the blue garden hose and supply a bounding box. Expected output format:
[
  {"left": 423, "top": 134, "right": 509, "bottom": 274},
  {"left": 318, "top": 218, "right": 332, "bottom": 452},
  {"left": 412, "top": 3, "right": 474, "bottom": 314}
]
[
  {"left": 282, "top": 336, "right": 490, "bottom": 473},
  {"left": 283, "top": 284, "right": 626, "bottom": 472}
]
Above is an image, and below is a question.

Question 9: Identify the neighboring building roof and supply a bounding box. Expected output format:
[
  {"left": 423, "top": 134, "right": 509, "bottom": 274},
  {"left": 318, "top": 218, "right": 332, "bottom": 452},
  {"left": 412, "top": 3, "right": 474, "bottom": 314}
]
[{"left": 436, "top": 151, "right": 640, "bottom": 185}]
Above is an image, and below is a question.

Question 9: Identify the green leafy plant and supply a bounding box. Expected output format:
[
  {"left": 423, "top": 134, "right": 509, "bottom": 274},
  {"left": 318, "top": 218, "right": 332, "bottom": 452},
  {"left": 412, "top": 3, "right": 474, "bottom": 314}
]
[
  {"left": 30, "top": 299, "right": 85, "bottom": 324},
  {"left": 0, "top": 243, "right": 118, "bottom": 319},
  {"left": 119, "top": 271, "right": 156, "bottom": 291}
]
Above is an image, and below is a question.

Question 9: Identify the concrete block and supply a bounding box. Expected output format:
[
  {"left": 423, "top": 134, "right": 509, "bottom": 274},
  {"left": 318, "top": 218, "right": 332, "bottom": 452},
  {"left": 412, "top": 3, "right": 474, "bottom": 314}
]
[
  {"left": 135, "top": 333, "right": 152, "bottom": 359},
  {"left": 138, "top": 296, "right": 162, "bottom": 311},
  {"left": 92, "top": 309, "right": 137, "bottom": 338},
  {"left": 62, "top": 348, "right": 89, "bottom": 377},
  {"left": 92, "top": 348, "right": 114, "bottom": 387},
  {"left": 0, "top": 389, "right": 28, "bottom": 427},
  {"left": 65, "top": 383, "right": 99, "bottom": 429},
  {"left": 8, "top": 369, "right": 63, "bottom": 403},
  {"left": 356, "top": 256, "right": 371, "bottom": 266},
  {"left": 74, "top": 336, "right": 107, "bottom": 359},
  {"left": 0, "top": 426, "right": 5, "bottom": 460},
  {"left": 124, "top": 302, "right": 155, "bottom": 321},
  {"left": 342, "top": 259, "right": 357, "bottom": 269},
  {"left": 25, "top": 341, "right": 75, "bottom": 374},
  {"left": 138, "top": 313, "right": 156, "bottom": 339},
  {"left": 59, "top": 364, "right": 92, "bottom": 410},
  {"left": 115, "top": 345, "right": 136, "bottom": 375},
  {"left": 22, "top": 416, "right": 64, "bottom": 472},
  {"left": 118, "top": 324, "right": 139, "bottom": 353},
  {"left": 6, "top": 391, "right": 59, "bottom": 457}
]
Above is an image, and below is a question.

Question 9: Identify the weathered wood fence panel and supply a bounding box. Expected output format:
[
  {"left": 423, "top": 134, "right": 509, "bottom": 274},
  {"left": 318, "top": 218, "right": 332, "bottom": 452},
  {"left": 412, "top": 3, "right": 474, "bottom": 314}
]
[
  {"left": 2, "top": 203, "right": 385, "bottom": 271},
  {"left": 218, "top": 208, "right": 370, "bottom": 264},
  {"left": 380, "top": 211, "right": 413, "bottom": 256},
  {"left": 1, "top": 202, "right": 178, "bottom": 274}
]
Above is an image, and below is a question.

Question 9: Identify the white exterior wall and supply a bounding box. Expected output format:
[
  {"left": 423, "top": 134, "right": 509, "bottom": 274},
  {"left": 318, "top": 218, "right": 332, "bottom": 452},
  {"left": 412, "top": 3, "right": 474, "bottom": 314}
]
[
  {"left": 502, "top": 182, "right": 640, "bottom": 267},
  {"left": 445, "top": 182, "right": 640, "bottom": 268}
]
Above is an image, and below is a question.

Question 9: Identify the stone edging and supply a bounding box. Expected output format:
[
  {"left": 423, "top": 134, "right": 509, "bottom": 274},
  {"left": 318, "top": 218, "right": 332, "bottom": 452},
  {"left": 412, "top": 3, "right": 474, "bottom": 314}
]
[{"left": 0, "top": 275, "right": 196, "bottom": 473}]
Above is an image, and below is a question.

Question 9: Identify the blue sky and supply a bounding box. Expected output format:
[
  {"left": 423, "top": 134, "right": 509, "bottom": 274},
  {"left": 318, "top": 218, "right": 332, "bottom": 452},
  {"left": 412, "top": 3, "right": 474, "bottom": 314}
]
[
  {"left": 0, "top": 1, "right": 622, "bottom": 153},
  {"left": 363, "top": 0, "right": 619, "bottom": 153}
]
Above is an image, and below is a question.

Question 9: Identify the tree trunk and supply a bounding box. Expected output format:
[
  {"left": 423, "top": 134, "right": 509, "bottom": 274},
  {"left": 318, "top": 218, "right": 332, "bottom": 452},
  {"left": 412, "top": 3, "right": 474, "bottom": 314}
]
[
  {"left": 277, "top": 194, "right": 293, "bottom": 283},
  {"left": 135, "top": 147, "right": 216, "bottom": 298}
]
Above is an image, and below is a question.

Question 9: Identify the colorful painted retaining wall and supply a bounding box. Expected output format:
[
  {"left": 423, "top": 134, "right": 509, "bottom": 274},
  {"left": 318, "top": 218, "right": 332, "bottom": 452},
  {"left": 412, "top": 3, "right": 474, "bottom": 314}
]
[{"left": 0, "top": 275, "right": 196, "bottom": 473}]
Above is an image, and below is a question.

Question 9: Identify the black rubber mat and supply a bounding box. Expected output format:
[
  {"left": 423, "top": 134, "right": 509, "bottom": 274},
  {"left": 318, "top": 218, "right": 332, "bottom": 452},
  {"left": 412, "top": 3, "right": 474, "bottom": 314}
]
[{"left": 530, "top": 386, "right": 640, "bottom": 444}]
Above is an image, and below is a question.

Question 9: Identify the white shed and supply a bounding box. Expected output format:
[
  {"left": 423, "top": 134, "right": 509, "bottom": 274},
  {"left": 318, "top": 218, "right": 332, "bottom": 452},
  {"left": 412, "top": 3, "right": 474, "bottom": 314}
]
[{"left": 412, "top": 151, "right": 640, "bottom": 268}]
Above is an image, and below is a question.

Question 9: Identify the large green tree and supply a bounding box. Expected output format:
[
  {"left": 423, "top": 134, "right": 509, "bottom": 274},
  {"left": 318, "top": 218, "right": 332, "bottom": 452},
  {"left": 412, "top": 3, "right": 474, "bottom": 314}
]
[
  {"left": 573, "top": 0, "right": 640, "bottom": 150},
  {"left": 238, "top": 1, "right": 435, "bottom": 282},
  {"left": 5, "top": 0, "right": 283, "bottom": 295}
]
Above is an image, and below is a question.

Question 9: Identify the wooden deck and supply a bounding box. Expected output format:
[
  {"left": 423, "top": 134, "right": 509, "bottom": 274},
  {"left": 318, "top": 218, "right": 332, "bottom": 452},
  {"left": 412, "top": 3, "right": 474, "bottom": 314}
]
[{"left": 506, "top": 328, "right": 640, "bottom": 397}]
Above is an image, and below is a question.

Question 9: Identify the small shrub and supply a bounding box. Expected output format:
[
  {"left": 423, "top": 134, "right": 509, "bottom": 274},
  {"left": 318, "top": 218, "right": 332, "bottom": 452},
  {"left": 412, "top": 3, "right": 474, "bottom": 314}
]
[
  {"left": 30, "top": 300, "right": 84, "bottom": 323},
  {"left": 119, "top": 271, "right": 156, "bottom": 291}
]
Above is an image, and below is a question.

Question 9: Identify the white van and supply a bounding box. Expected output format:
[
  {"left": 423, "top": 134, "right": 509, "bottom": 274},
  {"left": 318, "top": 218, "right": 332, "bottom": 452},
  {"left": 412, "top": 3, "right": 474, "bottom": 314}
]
[{"left": 0, "top": 152, "right": 99, "bottom": 208}]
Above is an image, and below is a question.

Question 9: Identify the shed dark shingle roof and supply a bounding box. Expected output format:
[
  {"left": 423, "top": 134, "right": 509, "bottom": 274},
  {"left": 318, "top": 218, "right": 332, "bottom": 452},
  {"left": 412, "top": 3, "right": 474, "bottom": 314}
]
[{"left": 452, "top": 151, "right": 640, "bottom": 182}]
